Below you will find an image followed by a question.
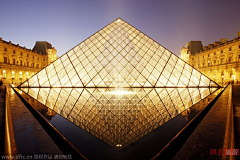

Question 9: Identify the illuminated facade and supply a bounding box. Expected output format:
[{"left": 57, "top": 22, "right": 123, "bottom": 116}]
[
  {"left": 0, "top": 38, "right": 58, "bottom": 84},
  {"left": 18, "top": 18, "right": 219, "bottom": 149},
  {"left": 180, "top": 31, "right": 240, "bottom": 85}
]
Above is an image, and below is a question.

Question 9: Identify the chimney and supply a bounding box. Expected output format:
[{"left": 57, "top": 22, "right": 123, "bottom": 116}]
[
  {"left": 220, "top": 38, "right": 228, "bottom": 44},
  {"left": 203, "top": 46, "right": 208, "bottom": 51},
  {"left": 214, "top": 41, "right": 220, "bottom": 47},
  {"left": 208, "top": 44, "right": 214, "bottom": 49},
  {"left": 237, "top": 31, "right": 240, "bottom": 38}
]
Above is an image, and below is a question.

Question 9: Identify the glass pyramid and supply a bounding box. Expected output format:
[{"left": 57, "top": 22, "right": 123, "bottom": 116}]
[{"left": 18, "top": 18, "right": 220, "bottom": 149}]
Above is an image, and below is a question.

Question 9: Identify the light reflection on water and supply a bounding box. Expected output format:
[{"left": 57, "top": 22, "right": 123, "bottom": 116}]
[
  {"left": 16, "top": 87, "right": 218, "bottom": 146},
  {"left": 14, "top": 87, "right": 221, "bottom": 159}
]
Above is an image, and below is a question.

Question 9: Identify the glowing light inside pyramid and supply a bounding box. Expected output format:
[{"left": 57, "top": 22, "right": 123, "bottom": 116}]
[{"left": 18, "top": 18, "right": 220, "bottom": 149}]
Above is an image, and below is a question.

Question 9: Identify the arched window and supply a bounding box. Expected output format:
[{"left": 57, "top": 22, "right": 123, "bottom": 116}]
[
  {"left": 26, "top": 72, "right": 29, "bottom": 79},
  {"left": 12, "top": 71, "right": 15, "bottom": 78},
  {"left": 3, "top": 70, "right": 6, "bottom": 79},
  {"left": 19, "top": 71, "right": 22, "bottom": 79}
]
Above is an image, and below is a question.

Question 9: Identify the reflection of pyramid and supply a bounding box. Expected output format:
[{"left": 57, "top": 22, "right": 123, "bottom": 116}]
[{"left": 18, "top": 18, "right": 220, "bottom": 149}]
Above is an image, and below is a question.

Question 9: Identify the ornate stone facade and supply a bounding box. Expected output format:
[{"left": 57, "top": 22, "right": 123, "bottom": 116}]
[
  {"left": 180, "top": 32, "right": 240, "bottom": 85},
  {"left": 0, "top": 38, "right": 58, "bottom": 84}
]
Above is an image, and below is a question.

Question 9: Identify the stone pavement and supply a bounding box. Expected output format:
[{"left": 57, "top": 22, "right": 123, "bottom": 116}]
[
  {"left": 174, "top": 86, "right": 230, "bottom": 159},
  {"left": 232, "top": 84, "right": 240, "bottom": 150},
  {"left": 0, "top": 85, "right": 6, "bottom": 155}
]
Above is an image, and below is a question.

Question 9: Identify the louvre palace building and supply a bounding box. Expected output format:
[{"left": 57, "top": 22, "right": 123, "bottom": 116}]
[
  {"left": 0, "top": 38, "right": 58, "bottom": 84},
  {"left": 180, "top": 31, "right": 240, "bottom": 85}
]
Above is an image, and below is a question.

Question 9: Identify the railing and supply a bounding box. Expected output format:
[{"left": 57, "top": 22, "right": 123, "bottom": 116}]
[
  {"left": 223, "top": 83, "right": 236, "bottom": 160},
  {"left": 4, "top": 85, "right": 17, "bottom": 160}
]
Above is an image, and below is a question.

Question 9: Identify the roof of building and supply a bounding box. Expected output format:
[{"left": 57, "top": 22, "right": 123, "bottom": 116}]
[
  {"left": 184, "top": 41, "right": 203, "bottom": 55},
  {"left": 32, "top": 41, "right": 54, "bottom": 55}
]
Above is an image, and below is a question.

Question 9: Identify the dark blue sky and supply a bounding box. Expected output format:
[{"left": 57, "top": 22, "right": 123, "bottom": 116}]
[{"left": 1, "top": 0, "right": 240, "bottom": 56}]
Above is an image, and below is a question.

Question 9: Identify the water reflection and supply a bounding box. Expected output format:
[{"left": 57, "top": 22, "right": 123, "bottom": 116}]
[
  {"left": 17, "top": 87, "right": 218, "bottom": 149},
  {"left": 181, "top": 90, "right": 220, "bottom": 121}
]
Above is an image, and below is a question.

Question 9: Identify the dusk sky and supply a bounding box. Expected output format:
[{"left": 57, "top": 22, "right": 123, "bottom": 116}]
[{"left": 1, "top": 0, "right": 240, "bottom": 57}]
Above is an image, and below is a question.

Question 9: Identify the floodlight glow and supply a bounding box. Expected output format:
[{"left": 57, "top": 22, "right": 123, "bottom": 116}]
[{"left": 105, "top": 90, "right": 135, "bottom": 95}]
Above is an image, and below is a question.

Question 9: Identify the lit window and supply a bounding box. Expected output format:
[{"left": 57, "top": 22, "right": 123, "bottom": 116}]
[
  {"left": 208, "top": 61, "right": 210, "bottom": 67},
  {"left": 4, "top": 57, "right": 7, "bottom": 63},
  {"left": 12, "top": 71, "right": 15, "bottom": 78},
  {"left": 26, "top": 72, "right": 29, "bottom": 78},
  {"left": 19, "top": 71, "right": 22, "bottom": 79},
  {"left": 3, "top": 70, "right": 6, "bottom": 78}
]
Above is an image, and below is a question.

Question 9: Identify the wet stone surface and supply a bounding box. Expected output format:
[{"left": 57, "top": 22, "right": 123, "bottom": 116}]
[
  {"left": 232, "top": 84, "right": 240, "bottom": 150},
  {"left": 0, "top": 85, "right": 6, "bottom": 155},
  {"left": 9, "top": 86, "right": 62, "bottom": 155},
  {"left": 174, "top": 86, "right": 230, "bottom": 160}
]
